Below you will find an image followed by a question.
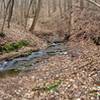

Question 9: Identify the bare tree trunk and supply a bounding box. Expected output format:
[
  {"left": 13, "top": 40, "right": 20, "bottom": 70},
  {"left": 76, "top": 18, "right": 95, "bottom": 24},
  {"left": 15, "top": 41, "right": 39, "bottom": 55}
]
[
  {"left": 31, "top": 0, "right": 37, "bottom": 15},
  {"left": 59, "top": 0, "right": 62, "bottom": 17},
  {"left": 80, "top": 0, "right": 84, "bottom": 10},
  {"left": 20, "top": 0, "right": 24, "bottom": 25},
  {"left": 25, "top": 0, "right": 33, "bottom": 28},
  {"left": 0, "top": 0, "right": 5, "bottom": 17},
  {"left": 68, "top": 0, "right": 72, "bottom": 33},
  {"left": 64, "top": 0, "right": 72, "bottom": 41},
  {"left": 64, "top": 0, "right": 67, "bottom": 12},
  {"left": 7, "top": 0, "right": 14, "bottom": 28},
  {"left": 1, "top": 0, "right": 11, "bottom": 32},
  {"left": 47, "top": 0, "right": 51, "bottom": 17},
  {"left": 29, "top": 0, "right": 42, "bottom": 32},
  {"left": 52, "top": 0, "right": 56, "bottom": 13},
  {"left": 2, "top": 0, "right": 5, "bottom": 10}
]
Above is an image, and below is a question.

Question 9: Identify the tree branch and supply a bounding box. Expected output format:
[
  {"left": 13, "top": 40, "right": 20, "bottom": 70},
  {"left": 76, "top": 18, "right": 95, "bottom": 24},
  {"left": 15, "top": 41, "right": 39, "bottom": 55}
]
[{"left": 87, "top": 0, "right": 100, "bottom": 8}]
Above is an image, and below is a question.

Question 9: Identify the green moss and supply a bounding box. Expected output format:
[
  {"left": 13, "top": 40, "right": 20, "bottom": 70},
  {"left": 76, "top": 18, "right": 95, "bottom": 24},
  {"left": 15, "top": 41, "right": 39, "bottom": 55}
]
[
  {"left": 46, "top": 80, "right": 61, "bottom": 92},
  {"left": 19, "top": 40, "right": 29, "bottom": 46},
  {"left": 3, "top": 43, "right": 15, "bottom": 52},
  {"left": 0, "top": 40, "right": 30, "bottom": 53},
  {"left": 32, "top": 80, "right": 61, "bottom": 92},
  {"left": 0, "top": 32, "right": 5, "bottom": 37}
]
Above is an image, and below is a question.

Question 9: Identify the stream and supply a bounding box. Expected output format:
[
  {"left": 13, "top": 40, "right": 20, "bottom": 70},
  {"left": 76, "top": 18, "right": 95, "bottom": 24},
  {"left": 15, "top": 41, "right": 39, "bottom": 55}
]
[{"left": 0, "top": 43, "right": 68, "bottom": 74}]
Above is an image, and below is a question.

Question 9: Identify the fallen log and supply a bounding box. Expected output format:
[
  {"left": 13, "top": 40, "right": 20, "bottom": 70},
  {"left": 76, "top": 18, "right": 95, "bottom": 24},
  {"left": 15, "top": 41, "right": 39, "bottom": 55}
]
[
  {"left": 87, "top": 0, "right": 100, "bottom": 8},
  {"left": 0, "top": 47, "right": 39, "bottom": 61}
]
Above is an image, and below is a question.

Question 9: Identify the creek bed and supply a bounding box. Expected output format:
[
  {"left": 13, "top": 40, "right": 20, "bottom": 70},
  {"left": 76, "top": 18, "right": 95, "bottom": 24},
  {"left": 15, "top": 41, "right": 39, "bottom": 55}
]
[{"left": 0, "top": 43, "right": 68, "bottom": 75}]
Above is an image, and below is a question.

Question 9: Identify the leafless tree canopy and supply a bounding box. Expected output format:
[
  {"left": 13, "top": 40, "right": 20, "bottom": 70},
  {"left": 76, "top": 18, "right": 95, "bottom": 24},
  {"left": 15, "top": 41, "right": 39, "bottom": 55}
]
[{"left": 0, "top": 0, "right": 100, "bottom": 33}]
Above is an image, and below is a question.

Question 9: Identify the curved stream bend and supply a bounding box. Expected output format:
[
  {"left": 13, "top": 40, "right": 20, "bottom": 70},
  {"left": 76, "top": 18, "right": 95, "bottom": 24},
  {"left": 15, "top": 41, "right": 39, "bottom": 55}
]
[{"left": 0, "top": 43, "right": 68, "bottom": 72}]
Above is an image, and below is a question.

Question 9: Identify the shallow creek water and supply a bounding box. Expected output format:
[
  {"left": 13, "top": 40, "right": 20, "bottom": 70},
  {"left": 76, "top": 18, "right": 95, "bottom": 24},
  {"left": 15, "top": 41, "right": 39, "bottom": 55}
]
[{"left": 0, "top": 43, "right": 68, "bottom": 73}]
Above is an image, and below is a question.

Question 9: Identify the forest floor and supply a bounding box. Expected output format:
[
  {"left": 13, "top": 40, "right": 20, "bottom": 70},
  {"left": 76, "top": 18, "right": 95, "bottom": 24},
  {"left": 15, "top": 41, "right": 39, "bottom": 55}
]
[
  {"left": 0, "top": 40, "right": 99, "bottom": 100},
  {"left": 0, "top": 8, "right": 100, "bottom": 100},
  {"left": 0, "top": 22, "right": 47, "bottom": 61}
]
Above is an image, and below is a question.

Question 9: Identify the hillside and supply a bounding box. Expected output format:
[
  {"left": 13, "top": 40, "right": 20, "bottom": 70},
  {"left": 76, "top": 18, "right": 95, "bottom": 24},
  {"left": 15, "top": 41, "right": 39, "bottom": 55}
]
[{"left": 0, "top": 0, "right": 100, "bottom": 100}]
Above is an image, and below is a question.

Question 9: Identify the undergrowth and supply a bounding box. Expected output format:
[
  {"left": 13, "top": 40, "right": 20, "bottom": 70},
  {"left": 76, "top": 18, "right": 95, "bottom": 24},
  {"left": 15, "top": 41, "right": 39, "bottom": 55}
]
[{"left": 0, "top": 40, "right": 30, "bottom": 53}]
